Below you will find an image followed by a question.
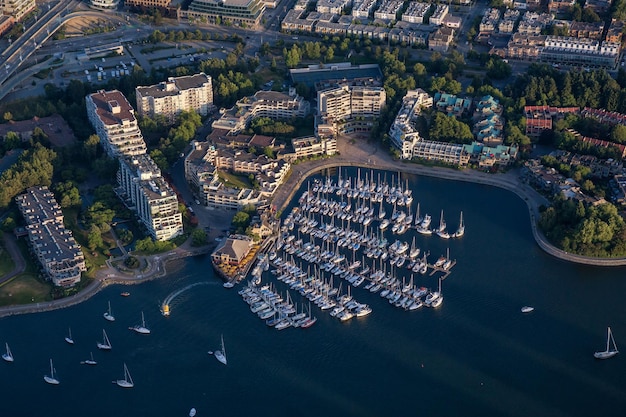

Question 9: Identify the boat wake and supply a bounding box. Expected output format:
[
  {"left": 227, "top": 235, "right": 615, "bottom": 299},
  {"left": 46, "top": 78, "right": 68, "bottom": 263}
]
[{"left": 161, "top": 282, "right": 214, "bottom": 316}]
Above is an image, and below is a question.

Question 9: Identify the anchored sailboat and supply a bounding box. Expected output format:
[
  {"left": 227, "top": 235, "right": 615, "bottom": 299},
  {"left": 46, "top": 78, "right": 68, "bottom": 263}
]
[
  {"left": 210, "top": 334, "right": 227, "bottom": 365},
  {"left": 103, "top": 301, "right": 115, "bottom": 322},
  {"left": 81, "top": 352, "right": 97, "bottom": 365},
  {"left": 97, "top": 329, "right": 112, "bottom": 350},
  {"left": 64, "top": 327, "right": 74, "bottom": 345},
  {"left": 2, "top": 342, "right": 13, "bottom": 362},
  {"left": 44, "top": 358, "right": 60, "bottom": 385},
  {"left": 115, "top": 363, "right": 134, "bottom": 388},
  {"left": 129, "top": 311, "right": 151, "bottom": 334},
  {"left": 594, "top": 326, "right": 618, "bottom": 359}
]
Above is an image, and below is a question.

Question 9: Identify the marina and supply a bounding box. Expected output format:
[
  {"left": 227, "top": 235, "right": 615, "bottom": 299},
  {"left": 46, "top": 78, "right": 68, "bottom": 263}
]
[
  {"left": 0, "top": 168, "right": 625, "bottom": 417},
  {"left": 242, "top": 169, "right": 461, "bottom": 327}
]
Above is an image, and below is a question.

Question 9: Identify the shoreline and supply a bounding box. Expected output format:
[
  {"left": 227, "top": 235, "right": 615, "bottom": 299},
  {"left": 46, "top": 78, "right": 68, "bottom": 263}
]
[{"left": 2, "top": 141, "right": 625, "bottom": 317}]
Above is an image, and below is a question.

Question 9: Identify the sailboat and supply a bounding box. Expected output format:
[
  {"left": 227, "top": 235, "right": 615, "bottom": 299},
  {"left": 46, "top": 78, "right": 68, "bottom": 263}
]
[
  {"left": 2, "top": 342, "right": 13, "bottom": 362},
  {"left": 65, "top": 327, "right": 74, "bottom": 345},
  {"left": 115, "top": 363, "right": 134, "bottom": 388},
  {"left": 425, "top": 277, "right": 443, "bottom": 308},
  {"left": 453, "top": 211, "right": 465, "bottom": 238},
  {"left": 436, "top": 209, "right": 450, "bottom": 239},
  {"left": 210, "top": 334, "right": 227, "bottom": 365},
  {"left": 594, "top": 326, "right": 618, "bottom": 359},
  {"left": 103, "top": 301, "right": 115, "bottom": 322},
  {"left": 44, "top": 358, "right": 60, "bottom": 385},
  {"left": 97, "top": 329, "right": 112, "bottom": 350},
  {"left": 81, "top": 352, "right": 97, "bottom": 365},
  {"left": 129, "top": 311, "right": 151, "bottom": 334}
]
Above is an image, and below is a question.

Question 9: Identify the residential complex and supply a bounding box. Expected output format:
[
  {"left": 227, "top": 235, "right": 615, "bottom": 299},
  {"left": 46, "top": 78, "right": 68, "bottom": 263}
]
[
  {"left": 316, "top": 78, "right": 386, "bottom": 138},
  {"left": 86, "top": 90, "right": 147, "bottom": 158},
  {"left": 136, "top": 73, "right": 214, "bottom": 124},
  {"left": 87, "top": 89, "right": 183, "bottom": 241},
  {"left": 0, "top": 0, "right": 35, "bottom": 21},
  {"left": 118, "top": 154, "right": 184, "bottom": 241},
  {"left": 15, "top": 186, "right": 86, "bottom": 287},
  {"left": 390, "top": 90, "right": 517, "bottom": 167},
  {"left": 212, "top": 89, "right": 310, "bottom": 135},
  {"left": 389, "top": 89, "right": 433, "bottom": 159},
  {"left": 183, "top": 0, "right": 266, "bottom": 26},
  {"left": 292, "top": 136, "right": 337, "bottom": 159},
  {"left": 374, "top": 0, "right": 403, "bottom": 21}
]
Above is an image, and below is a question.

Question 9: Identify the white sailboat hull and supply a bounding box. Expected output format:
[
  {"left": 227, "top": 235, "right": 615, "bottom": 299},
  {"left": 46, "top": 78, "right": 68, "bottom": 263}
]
[
  {"left": 44, "top": 376, "right": 60, "bottom": 385},
  {"left": 116, "top": 380, "right": 134, "bottom": 388},
  {"left": 594, "top": 350, "right": 618, "bottom": 359},
  {"left": 214, "top": 351, "right": 227, "bottom": 365}
]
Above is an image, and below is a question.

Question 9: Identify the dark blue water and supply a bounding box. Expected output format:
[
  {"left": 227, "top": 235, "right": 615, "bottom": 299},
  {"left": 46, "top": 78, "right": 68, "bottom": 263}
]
[{"left": 1, "top": 167, "right": 625, "bottom": 417}]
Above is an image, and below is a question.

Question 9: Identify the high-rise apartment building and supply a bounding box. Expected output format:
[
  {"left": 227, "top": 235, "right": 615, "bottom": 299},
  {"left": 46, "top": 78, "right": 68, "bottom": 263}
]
[
  {"left": 118, "top": 154, "right": 183, "bottom": 241},
  {"left": 86, "top": 90, "right": 147, "bottom": 158},
  {"left": 136, "top": 73, "right": 214, "bottom": 124}
]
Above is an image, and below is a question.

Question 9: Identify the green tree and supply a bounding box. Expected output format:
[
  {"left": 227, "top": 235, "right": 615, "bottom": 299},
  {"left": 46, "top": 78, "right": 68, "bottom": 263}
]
[
  {"left": 53, "top": 181, "right": 82, "bottom": 208},
  {"left": 232, "top": 211, "right": 250, "bottom": 233},
  {"left": 87, "top": 224, "right": 103, "bottom": 250},
  {"left": 191, "top": 229, "right": 208, "bottom": 246}
]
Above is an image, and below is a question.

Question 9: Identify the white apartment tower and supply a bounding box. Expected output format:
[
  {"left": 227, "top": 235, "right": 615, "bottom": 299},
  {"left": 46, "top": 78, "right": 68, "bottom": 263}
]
[
  {"left": 86, "top": 90, "right": 147, "bottom": 158},
  {"left": 118, "top": 154, "right": 183, "bottom": 241},
  {"left": 136, "top": 73, "right": 214, "bottom": 124}
]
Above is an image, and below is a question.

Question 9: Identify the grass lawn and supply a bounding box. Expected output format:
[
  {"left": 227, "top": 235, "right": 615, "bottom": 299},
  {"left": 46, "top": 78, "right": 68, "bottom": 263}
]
[
  {"left": 218, "top": 170, "right": 253, "bottom": 189},
  {"left": 0, "top": 240, "right": 15, "bottom": 277},
  {"left": 0, "top": 274, "right": 52, "bottom": 306}
]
